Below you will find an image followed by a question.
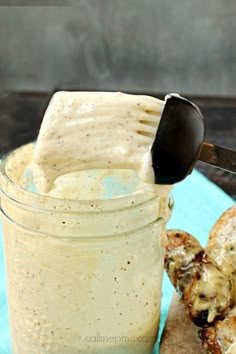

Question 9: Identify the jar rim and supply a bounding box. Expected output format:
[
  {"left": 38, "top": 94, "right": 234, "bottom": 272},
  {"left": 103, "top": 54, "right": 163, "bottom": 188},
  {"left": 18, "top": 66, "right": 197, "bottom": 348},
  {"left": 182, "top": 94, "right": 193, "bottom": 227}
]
[{"left": 0, "top": 143, "right": 168, "bottom": 214}]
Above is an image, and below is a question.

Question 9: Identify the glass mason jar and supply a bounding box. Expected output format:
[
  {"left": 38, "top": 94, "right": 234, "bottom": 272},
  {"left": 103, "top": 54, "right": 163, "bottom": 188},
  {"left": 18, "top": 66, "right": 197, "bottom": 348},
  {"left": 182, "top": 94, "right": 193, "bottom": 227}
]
[{"left": 0, "top": 143, "right": 172, "bottom": 354}]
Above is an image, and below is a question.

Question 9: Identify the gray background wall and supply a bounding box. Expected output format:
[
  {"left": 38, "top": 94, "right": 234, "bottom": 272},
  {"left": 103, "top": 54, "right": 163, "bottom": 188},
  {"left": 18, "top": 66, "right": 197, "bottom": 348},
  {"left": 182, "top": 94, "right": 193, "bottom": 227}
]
[{"left": 0, "top": 0, "right": 236, "bottom": 96}]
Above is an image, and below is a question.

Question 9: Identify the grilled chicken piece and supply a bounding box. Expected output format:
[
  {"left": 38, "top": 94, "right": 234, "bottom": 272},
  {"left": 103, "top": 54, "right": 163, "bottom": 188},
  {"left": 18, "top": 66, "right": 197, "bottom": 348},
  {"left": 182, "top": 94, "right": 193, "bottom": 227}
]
[
  {"left": 165, "top": 230, "right": 233, "bottom": 327},
  {"left": 164, "top": 206, "right": 236, "bottom": 353},
  {"left": 206, "top": 205, "right": 236, "bottom": 290},
  {"left": 199, "top": 307, "right": 236, "bottom": 354}
]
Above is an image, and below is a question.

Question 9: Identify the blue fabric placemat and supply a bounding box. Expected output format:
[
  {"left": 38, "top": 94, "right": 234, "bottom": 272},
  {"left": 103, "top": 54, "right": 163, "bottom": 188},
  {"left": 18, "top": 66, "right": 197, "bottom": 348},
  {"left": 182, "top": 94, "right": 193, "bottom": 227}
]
[{"left": 0, "top": 169, "right": 235, "bottom": 354}]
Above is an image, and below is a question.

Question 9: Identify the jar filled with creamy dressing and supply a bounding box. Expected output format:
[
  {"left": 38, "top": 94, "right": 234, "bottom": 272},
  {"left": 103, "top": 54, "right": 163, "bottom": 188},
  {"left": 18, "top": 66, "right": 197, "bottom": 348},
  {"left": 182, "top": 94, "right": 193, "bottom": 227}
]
[{"left": 0, "top": 142, "right": 172, "bottom": 354}]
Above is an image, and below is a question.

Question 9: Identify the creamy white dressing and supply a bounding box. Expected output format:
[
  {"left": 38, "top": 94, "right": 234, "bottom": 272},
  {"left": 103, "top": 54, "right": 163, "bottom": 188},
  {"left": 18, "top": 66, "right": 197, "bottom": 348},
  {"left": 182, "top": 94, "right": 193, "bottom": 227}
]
[
  {"left": 30, "top": 91, "right": 166, "bottom": 194},
  {"left": 193, "top": 265, "right": 232, "bottom": 323}
]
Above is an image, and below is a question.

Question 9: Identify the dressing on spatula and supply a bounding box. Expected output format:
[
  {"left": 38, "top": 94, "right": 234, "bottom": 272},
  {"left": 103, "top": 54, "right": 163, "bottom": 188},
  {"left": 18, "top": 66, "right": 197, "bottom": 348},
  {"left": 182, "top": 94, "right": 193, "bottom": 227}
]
[{"left": 30, "top": 91, "right": 166, "bottom": 194}]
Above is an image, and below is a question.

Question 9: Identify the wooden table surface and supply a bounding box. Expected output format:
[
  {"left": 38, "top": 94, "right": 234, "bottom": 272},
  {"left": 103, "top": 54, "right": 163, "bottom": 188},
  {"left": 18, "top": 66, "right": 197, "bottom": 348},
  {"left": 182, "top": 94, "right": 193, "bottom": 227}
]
[{"left": 0, "top": 91, "right": 235, "bottom": 199}]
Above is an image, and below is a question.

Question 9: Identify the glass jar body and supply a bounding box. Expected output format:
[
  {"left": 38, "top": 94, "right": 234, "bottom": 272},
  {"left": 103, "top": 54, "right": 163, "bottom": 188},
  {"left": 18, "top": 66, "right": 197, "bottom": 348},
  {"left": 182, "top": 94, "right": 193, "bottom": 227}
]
[{"left": 0, "top": 144, "right": 171, "bottom": 354}]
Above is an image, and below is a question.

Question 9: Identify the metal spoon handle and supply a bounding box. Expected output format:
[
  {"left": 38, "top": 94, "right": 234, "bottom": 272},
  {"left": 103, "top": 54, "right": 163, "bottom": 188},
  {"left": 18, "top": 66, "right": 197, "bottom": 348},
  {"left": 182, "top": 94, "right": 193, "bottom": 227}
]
[{"left": 199, "top": 142, "right": 236, "bottom": 173}]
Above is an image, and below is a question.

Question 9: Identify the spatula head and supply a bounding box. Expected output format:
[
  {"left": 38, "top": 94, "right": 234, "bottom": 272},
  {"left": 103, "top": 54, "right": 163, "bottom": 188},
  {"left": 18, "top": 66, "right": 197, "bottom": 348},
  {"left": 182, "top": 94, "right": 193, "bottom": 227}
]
[{"left": 151, "top": 94, "right": 205, "bottom": 184}]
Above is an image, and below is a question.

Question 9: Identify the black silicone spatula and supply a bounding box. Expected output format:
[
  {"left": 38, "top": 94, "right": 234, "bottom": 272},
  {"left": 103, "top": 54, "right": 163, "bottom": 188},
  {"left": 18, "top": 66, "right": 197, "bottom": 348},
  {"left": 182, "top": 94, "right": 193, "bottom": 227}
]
[{"left": 152, "top": 94, "right": 236, "bottom": 184}]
